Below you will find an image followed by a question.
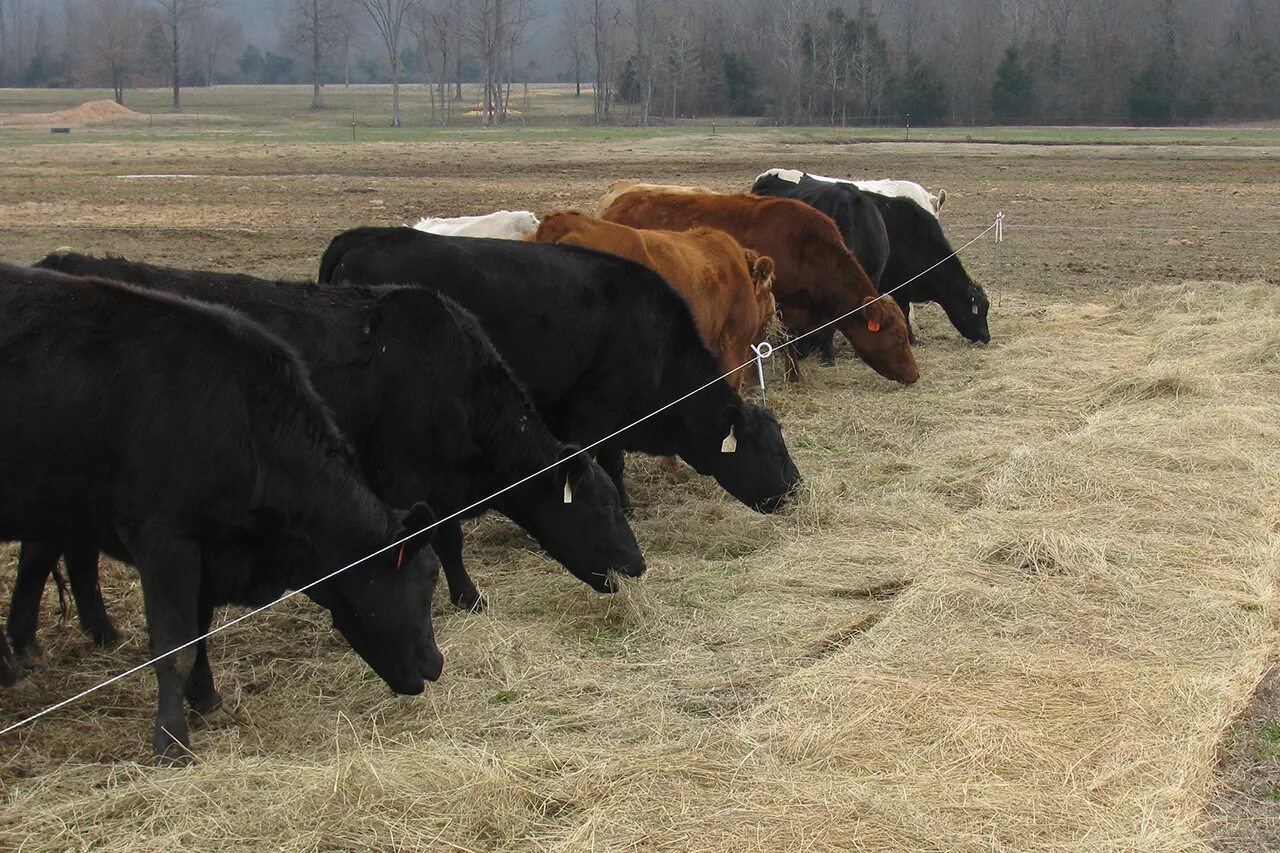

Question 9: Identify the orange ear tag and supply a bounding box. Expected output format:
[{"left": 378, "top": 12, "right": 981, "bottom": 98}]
[{"left": 867, "top": 319, "right": 881, "bottom": 332}]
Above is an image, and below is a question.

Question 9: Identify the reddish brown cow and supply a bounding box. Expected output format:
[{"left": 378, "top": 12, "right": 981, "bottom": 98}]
[
  {"left": 598, "top": 181, "right": 919, "bottom": 385},
  {"left": 533, "top": 210, "right": 776, "bottom": 389}
]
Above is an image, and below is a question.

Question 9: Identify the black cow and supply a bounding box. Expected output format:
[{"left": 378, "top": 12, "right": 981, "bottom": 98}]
[
  {"left": 750, "top": 173, "right": 992, "bottom": 359},
  {"left": 18, "top": 254, "right": 641, "bottom": 654},
  {"left": 0, "top": 262, "right": 442, "bottom": 763},
  {"left": 317, "top": 227, "right": 801, "bottom": 513},
  {"left": 750, "top": 172, "right": 890, "bottom": 367}
]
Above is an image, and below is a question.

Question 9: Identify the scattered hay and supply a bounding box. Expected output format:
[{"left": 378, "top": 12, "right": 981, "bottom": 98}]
[{"left": 1, "top": 229, "right": 1278, "bottom": 847}]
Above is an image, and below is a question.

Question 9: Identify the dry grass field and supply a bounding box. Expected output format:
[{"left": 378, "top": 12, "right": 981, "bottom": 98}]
[{"left": 0, "top": 99, "right": 1278, "bottom": 851}]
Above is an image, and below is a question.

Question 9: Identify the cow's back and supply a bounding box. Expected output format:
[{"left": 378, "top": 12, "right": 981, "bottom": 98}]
[{"left": 0, "top": 262, "right": 362, "bottom": 550}]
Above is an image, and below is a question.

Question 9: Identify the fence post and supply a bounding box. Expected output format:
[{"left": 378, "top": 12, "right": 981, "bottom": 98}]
[{"left": 906, "top": 113, "right": 910, "bottom": 141}]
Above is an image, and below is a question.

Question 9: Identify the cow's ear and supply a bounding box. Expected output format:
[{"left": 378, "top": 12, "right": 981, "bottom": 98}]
[
  {"left": 936, "top": 189, "right": 947, "bottom": 211},
  {"left": 557, "top": 444, "right": 590, "bottom": 483},
  {"left": 752, "top": 254, "right": 775, "bottom": 292},
  {"left": 861, "top": 296, "right": 884, "bottom": 333},
  {"left": 396, "top": 502, "right": 438, "bottom": 559}
]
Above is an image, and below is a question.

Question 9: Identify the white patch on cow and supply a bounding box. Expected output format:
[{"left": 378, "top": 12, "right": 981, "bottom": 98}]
[
  {"left": 563, "top": 477, "right": 574, "bottom": 504},
  {"left": 411, "top": 210, "right": 540, "bottom": 240},
  {"left": 761, "top": 168, "right": 804, "bottom": 184},
  {"left": 757, "top": 169, "right": 944, "bottom": 217}
]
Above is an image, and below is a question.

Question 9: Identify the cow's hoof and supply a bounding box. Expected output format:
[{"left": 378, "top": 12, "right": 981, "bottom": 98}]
[
  {"left": 87, "top": 625, "right": 121, "bottom": 649},
  {"left": 155, "top": 747, "right": 195, "bottom": 768},
  {"left": 187, "top": 689, "right": 224, "bottom": 719},
  {"left": 15, "top": 643, "right": 45, "bottom": 669},
  {"left": 6, "top": 676, "right": 38, "bottom": 694},
  {"left": 452, "top": 591, "right": 488, "bottom": 613}
]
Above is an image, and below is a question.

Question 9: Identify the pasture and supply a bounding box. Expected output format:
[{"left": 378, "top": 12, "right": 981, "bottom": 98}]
[{"left": 1, "top": 89, "right": 1278, "bottom": 851}]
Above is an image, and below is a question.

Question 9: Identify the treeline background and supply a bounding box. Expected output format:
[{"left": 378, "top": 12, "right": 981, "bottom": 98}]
[{"left": 2, "top": 0, "right": 1277, "bottom": 125}]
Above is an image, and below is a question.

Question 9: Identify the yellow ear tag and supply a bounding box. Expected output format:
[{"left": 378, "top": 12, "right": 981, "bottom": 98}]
[
  {"left": 563, "top": 477, "right": 574, "bottom": 504},
  {"left": 721, "top": 425, "right": 737, "bottom": 454}
]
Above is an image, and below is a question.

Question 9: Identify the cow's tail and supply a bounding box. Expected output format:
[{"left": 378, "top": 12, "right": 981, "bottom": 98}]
[{"left": 317, "top": 229, "right": 367, "bottom": 284}]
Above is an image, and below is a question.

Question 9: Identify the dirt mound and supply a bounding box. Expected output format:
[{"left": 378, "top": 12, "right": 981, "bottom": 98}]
[{"left": 0, "top": 100, "right": 143, "bottom": 127}]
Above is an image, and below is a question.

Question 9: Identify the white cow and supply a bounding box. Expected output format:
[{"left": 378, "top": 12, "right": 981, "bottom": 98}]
[
  {"left": 758, "top": 169, "right": 946, "bottom": 217},
  {"left": 411, "top": 210, "right": 540, "bottom": 239}
]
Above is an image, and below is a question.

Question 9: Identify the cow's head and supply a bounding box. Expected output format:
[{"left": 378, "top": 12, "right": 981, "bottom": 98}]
[
  {"left": 307, "top": 503, "right": 443, "bottom": 694},
  {"left": 828, "top": 296, "right": 919, "bottom": 384},
  {"left": 936, "top": 280, "right": 991, "bottom": 344},
  {"left": 682, "top": 398, "right": 801, "bottom": 512},
  {"left": 498, "top": 445, "right": 645, "bottom": 592}
]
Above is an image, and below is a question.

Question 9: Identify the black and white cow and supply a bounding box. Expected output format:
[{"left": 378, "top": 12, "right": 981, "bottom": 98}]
[
  {"left": 0, "top": 262, "right": 443, "bottom": 763},
  {"left": 317, "top": 227, "right": 802, "bottom": 513},
  {"left": 17, "top": 253, "right": 642, "bottom": 650},
  {"left": 752, "top": 170, "right": 991, "bottom": 353}
]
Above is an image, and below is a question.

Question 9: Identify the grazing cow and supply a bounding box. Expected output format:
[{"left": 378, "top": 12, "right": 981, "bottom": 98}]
[
  {"left": 750, "top": 173, "right": 889, "bottom": 366},
  {"left": 759, "top": 169, "right": 947, "bottom": 216},
  {"left": 412, "top": 210, "right": 539, "bottom": 239},
  {"left": 596, "top": 181, "right": 918, "bottom": 385},
  {"left": 317, "top": 226, "right": 802, "bottom": 513},
  {"left": 754, "top": 171, "right": 990, "bottom": 347},
  {"left": 0, "top": 262, "right": 443, "bottom": 763},
  {"left": 24, "top": 253, "right": 642, "bottom": 638},
  {"left": 531, "top": 210, "right": 777, "bottom": 388}
]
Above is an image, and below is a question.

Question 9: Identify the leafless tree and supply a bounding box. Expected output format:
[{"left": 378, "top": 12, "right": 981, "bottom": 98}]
[
  {"left": 84, "top": 0, "right": 143, "bottom": 103},
  {"left": 151, "top": 0, "right": 224, "bottom": 111},
  {"left": 410, "top": 0, "right": 465, "bottom": 124},
  {"left": 353, "top": 0, "right": 413, "bottom": 127},
  {"left": 290, "top": 0, "right": 345, "bottom": 108},
  {"left": 560, "top": 0, "right": 589, "bottom": 97},
  {"left": 589, "top": 0, "right": 620, "bottom": 122},
  {"left": 192, "top": 12, "right": 240, "bottom": 87},
  {"left": 466, "top": 0, "right": 536, "bottom": 125}
]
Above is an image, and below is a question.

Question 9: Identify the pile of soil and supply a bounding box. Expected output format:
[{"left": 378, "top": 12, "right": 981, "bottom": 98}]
[{"left": 0, "top": 100, "right": 143, "bottom": 127}]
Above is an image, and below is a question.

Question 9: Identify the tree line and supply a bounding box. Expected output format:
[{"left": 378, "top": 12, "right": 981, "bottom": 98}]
[{"left": 2, "top": 0, "right": 1277, "bottom": 126}]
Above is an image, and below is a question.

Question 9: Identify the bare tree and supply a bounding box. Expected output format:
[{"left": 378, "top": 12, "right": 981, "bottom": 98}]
[
  {"left": 193, "top": 12, "right": 240, "bottom": 87},
  {"left": 151, "top": 0, "right": 223, "bottom": 111},
  {"left": 560, "top": 0, "right": 589, "bottom": 97},
  {"left": 589, "top": 0, "right": 620, "bottom": 122},
  {"left": 85, "top": 0, "right": 143, "bottom": 103},
  {"left": 466, "top": 0, "right": 536, "bottom": 126},
  {"left": 411, "top": 0, "right": 465, "bottom": 124},
  {"left": 290, "top": 0, "right": 345, "bottom": 108},
  {"left": 354, "top": 0, "right": 413, "bottom": 127}
]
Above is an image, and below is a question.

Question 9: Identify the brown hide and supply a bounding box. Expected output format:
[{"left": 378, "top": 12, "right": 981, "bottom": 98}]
[
  {"left": 534, "top": 210, "right": 776, "bottom": 390},
  {"left": 597, "top": 183, "right": 919, "bottom": 385}
]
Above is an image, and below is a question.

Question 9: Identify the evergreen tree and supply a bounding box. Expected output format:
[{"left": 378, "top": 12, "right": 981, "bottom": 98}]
[{"left": 991, "top": 45, "right": 1034, "bottom": 122}]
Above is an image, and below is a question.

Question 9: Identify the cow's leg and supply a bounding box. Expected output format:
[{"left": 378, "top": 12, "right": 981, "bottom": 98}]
[
  {"left": 437, "top": 519, "right": 485, "bottom": 612},
  {"left": 895, "top": 295, "right": 918, "bottom": 345},
  {"left": 816, "top": 329, "right": 837, "bottom": 367},
  {"left": 64, "top": 541, "right": 118, "bottom": 648},
  {"left": 597, "top": 443, "right": 631, "bottom": 514},
  {"left": 183, "top": 598, "right": 222, "bottom": 717},
  {"left": 0, "top": 627, "right": 23, "bottom": 688},
  {"left": 131, "top": 525, "right": 202, "bottom": 765},
  {"left": 8, "top": 541, "right": 62, "bottom": 664}
]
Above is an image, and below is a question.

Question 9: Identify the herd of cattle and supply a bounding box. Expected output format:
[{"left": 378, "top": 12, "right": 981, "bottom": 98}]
[{"left": 0, "top": 169, "right": 991, "bottom": 764}]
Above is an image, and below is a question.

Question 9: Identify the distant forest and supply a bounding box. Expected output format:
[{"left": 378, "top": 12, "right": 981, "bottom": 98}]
[{"left": 2, "top": 0, "right": 1277, "bottom": 126}]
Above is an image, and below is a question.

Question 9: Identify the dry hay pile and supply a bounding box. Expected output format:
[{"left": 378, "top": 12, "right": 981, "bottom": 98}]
[
  {"left": 1, "top": 276, "right": 1277, "bottom": 851},
  {"left": 0, "top": 100, "right": 142, "bottom": 127}
]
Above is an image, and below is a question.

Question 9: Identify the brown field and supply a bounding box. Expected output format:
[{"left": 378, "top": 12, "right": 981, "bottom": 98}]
[{"left": 1, "top": 115, "right": 1279, "bottom": 851}]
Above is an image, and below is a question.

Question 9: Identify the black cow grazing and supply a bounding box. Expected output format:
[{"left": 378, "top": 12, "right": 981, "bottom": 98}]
[
  {"left": 0, "top": 262, "right": 442, "bottom": 763},
  {"left": 317, "top": 227, "right": 801, "bottom": 513},
  {"left": 750, "top": 171, "right": 890, "bottom": 367},
  {"left": 750, "top": 173, "right": 991, "bottom": 360},
  {"left": 26, "top": 253, "right": 641, "bottom": 632}
]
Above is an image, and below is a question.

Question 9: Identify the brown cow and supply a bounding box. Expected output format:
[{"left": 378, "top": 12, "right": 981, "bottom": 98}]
[
  {"left": 598, "top": 181, "right": 919, "bottom": 385},
  {"left": 533, "top": 210, "right": 776, "bottom": 389}
]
